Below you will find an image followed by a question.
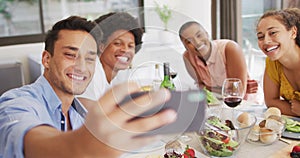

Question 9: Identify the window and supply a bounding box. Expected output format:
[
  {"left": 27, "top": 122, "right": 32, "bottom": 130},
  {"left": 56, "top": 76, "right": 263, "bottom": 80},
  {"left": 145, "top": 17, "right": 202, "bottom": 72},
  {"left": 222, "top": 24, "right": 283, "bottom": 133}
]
[
  {"left": 241, "top": 0, "right": 281, "bottom": 50},
  {"left": 241, "top": 0, "right": 282, "bottom": 81},
  {"left": 241, "top": 0, "right": 300, "bottom": 50},
  {"left": 0, "top": 0, "right": 144, "bottom": 46},
  {"left": 212, "top": 0, "right": 290, "bottom": 82}
]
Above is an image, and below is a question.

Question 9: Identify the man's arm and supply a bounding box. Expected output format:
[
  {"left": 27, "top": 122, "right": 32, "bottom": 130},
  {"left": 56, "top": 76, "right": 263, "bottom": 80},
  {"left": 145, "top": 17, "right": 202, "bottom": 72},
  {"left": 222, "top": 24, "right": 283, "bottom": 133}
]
[
  {"left": 24, "top": 124, "right": 123, "bottom": 158},
  {"left": 183, "top": 52, "right": 204, "bottom": 88},
  {"left": 224, "top": 41, "right": 248, "bottom": 96},
  {"left": 24, "top": 82, "right": 177, "bottom": 158}
]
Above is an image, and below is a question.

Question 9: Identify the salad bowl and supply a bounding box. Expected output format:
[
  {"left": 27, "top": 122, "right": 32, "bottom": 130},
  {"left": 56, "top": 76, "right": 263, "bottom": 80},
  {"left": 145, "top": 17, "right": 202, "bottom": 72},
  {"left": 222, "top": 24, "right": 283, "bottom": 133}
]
[{"left": 198, "top": 108, "right": 257, "bottom": 157}]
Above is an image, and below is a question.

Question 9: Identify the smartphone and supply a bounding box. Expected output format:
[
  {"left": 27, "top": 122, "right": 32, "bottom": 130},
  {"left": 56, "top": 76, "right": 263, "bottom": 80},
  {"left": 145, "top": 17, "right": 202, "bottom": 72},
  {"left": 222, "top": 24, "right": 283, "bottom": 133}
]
[{"left": 119, "top": 89, "right": 207, "bottom": 136}]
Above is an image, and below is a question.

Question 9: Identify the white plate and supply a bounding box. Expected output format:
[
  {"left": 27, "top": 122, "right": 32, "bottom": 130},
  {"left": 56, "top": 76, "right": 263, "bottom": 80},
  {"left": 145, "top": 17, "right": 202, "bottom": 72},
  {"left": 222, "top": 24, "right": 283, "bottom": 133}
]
[
  {"left": 122, "top": 149, "right": 205, "bottom": 158},
  {"left": 121, "top": 141, "right": 207, "bottom": 158},
  {"left": 282, "top": 116, "right": 300, "bottom": 140}
]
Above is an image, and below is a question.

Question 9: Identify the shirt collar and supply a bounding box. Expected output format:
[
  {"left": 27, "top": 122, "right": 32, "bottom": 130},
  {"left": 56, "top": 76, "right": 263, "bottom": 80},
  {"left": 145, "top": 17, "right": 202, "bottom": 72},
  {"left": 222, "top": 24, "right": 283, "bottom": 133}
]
[
  {"left": 35, "top": 76, "right": 62, "bottom": 114},
  {"left": 72, "top": 98, "right": 87, "bottom": 118},
  {"left": 206, "top": 41, "right": 217, "bottom": 65},
  {"left": 36, "top": 75, "right": 87, "bottom": 117},
  {"left": 36, "top": 75, "right": 61, "bottom": 113}
]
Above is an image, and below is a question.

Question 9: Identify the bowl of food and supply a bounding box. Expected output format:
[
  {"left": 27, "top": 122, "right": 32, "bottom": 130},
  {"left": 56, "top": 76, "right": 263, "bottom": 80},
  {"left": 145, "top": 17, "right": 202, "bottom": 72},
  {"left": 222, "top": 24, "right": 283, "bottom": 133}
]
[
  {"left": 247, "top": 107, "right": 285, "bottom": 145},
  {"left": 198, "top": 108, "right": 257, "bottom": 157}
]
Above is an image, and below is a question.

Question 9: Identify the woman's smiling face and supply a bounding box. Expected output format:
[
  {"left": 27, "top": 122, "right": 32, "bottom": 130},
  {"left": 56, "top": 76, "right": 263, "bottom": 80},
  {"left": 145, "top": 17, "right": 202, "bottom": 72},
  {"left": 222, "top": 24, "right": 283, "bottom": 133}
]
[
  {"left": 100, "top": 30, "right": 135, "bottom": 71},
  {"left": 256, "top": 16, "right": 296, "bottom": 61}
]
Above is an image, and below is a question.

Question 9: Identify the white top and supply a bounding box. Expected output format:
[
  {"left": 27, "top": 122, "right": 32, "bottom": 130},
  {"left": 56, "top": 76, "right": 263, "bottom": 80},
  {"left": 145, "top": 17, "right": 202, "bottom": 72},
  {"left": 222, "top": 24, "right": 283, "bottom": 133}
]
[{"left": 77, "top": 58, "right": 111, "bottom": 101}]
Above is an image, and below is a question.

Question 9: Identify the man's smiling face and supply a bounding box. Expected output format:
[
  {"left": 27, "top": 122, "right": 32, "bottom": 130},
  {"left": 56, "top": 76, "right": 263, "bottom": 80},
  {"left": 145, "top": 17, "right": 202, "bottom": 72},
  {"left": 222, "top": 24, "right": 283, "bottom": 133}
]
[{"left": 43, "top": 29, "right": 98, "bottom": 96}]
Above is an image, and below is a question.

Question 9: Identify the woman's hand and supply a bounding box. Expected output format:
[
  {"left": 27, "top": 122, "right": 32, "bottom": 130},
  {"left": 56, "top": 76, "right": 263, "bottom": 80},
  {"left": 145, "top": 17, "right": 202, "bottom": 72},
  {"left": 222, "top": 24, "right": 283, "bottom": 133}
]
[{"left": 246, "top": 79, "right": 258, "bottom": 94}]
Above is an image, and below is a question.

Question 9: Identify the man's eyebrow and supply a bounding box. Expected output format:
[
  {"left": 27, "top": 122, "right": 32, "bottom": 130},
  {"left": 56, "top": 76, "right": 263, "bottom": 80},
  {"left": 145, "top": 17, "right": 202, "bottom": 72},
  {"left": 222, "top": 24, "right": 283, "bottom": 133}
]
[
  {"left": 62, "top": 46, "right": 79, "bottom": 51},
  {"left": 62, "top": 46, "right": 97, "bottom": 55},
  {"left": 88, "top": 51, "right": 97, "bottom": 55},
  {"left": 184, "top": 37, "right": 192, "bottom": 42},
  {"left": 196, "top": 30, "right": 201, "bottom": 35}
]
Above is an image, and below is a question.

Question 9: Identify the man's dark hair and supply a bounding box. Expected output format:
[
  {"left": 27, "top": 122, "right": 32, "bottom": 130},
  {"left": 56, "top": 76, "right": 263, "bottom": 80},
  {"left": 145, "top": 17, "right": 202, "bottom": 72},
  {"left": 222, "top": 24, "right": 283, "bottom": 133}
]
[
  {"left": 45, "top": 16, "right": 103, "bottom": 55},
  {"left": 179, "top": 21, "right": 201, "bottom": 39},
  {"left": 95, "top": 12, "right": 143, "bottom": 53}
]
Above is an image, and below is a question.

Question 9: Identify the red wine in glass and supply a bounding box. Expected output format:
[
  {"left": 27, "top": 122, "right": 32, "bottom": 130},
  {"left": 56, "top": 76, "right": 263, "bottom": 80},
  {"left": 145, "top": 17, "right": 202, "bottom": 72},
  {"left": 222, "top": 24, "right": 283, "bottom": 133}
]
[
  {"left": 224, "top": 97, "right": 242, "bottom": 108},
  {"left": 170, "top": 72, "right": 177, "bottom": 79},
  {"left": 222, "top": 78, "right": 244, "bottom": 108}
]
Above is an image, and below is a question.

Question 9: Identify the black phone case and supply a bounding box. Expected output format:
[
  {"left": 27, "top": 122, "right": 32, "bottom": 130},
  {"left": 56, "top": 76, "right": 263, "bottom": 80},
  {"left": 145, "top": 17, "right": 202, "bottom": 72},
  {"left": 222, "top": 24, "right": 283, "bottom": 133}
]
[{"left": 120, "top": 89, "right": 207, "bottom": 136}]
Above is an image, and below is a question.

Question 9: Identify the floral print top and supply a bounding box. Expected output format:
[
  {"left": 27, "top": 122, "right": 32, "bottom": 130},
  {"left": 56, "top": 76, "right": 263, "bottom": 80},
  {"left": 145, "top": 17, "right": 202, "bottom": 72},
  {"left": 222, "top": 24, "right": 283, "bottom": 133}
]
[{"left": 266, "top": 58, "right": 300, "bottom": 101}]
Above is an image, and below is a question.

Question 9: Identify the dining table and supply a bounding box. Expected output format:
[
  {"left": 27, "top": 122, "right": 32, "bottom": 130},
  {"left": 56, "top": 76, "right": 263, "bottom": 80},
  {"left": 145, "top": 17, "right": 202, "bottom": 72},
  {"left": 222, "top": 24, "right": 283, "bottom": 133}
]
[{"left": 121, "top": 98, "right": 300, "bottom": 158}]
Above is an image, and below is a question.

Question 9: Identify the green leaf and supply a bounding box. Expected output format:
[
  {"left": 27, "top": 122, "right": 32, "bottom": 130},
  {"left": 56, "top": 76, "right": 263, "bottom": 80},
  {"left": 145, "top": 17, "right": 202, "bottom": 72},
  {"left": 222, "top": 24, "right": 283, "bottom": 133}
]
[{"left": 154, "top": 1, "right": 172, "bottom": 30}]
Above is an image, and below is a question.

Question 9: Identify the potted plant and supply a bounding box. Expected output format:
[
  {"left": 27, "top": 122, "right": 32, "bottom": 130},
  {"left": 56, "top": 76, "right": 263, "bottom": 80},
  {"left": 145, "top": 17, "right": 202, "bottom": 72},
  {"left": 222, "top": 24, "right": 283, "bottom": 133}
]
[{"left": 154, "top": 1, "right": 172, "bottom": 31}]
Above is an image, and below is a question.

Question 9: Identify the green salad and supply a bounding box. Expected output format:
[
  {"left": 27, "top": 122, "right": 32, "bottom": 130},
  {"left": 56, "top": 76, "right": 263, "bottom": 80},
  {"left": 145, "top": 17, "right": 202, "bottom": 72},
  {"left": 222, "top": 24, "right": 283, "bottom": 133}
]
[
  {"left": 200, "top": 130, "right": 239, "bottom": 157},
  {"left": 199, "top": 116, "right": 239, "bottom": 157},
  {"left": 283, "top": 117, "right": 300, "bottom": 133},
  {"left": 203, "top": 87, "right": 219, "bottom": 105}
]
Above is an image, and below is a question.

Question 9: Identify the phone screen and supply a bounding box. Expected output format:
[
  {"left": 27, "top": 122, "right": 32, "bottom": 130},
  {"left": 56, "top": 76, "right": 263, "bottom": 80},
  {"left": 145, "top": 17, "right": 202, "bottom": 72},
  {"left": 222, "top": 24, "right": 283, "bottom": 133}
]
[{"left": 120, "top": 89, "right": 207, "bottom": 136}]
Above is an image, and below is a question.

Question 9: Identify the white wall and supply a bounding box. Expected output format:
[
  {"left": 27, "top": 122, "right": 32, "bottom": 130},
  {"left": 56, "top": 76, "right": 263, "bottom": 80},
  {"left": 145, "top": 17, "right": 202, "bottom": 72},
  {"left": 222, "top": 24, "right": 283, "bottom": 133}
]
[
  {"left": 0, "top": 43, "right": 43, "bottom": 84},
  {"left": 0, "top": 0, "right": 211, "bottom": 85},
  {"left": 144, "top": 0, "right": 211, "bottom": 34}
]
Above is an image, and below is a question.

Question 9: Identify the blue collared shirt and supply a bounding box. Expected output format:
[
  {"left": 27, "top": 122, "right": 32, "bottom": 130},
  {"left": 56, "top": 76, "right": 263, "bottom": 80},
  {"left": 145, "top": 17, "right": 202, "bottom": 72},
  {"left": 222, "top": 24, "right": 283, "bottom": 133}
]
[{"left": 0, "top": 76, "right": 87, "bottom": 158}]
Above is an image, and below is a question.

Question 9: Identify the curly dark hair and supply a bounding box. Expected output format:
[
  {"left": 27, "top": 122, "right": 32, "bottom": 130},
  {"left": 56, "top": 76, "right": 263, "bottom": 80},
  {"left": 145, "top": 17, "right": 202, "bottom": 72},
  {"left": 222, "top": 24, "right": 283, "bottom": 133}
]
[
  {"left": 257, "top": 8, "right": 300, "bottom": 47},
  {"left": 94, "top": 12, "right": 143, "bottom": 53},
  {"left": 45, "top": 16, "right": 102, "bottom": 55}
]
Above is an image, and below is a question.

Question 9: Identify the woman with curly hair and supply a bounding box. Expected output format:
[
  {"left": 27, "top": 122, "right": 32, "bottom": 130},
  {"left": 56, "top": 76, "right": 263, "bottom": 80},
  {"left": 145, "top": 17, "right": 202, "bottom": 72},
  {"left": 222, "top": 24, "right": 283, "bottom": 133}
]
[
  {"left": 78, "top": 12, "right": 144, "bottom": 101},
  {"left": 256, "top": 8, "right": 300, "bottom": 116}
]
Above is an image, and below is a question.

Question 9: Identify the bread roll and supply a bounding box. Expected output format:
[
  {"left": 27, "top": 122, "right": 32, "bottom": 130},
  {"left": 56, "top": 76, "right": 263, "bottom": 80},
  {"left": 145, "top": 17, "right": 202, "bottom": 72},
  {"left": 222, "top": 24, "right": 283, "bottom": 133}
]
[
  {"left": 268, "top": 115, "right": 282, "bottom": 122},
  {"left": 264, "top": 107, "right": 281, "bottom": 119},
  {"left": 265, "top": 117, "right": 285, "bottom": 132},
  {"left": 248, "top": 125, "right": 260, "bottom": 141},
  {"left": 259, "top": 128, "right": 277, "bottom": 144},
  {"left": 237, "top": 112, "right": 251, "bottom": 128}
]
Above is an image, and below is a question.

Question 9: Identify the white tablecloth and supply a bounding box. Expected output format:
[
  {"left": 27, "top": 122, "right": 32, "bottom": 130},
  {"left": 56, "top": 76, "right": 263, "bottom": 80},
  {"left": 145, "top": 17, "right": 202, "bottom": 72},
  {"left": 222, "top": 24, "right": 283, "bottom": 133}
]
[{"left": 121, "top": 99, "right": 300, "bottom": 158}]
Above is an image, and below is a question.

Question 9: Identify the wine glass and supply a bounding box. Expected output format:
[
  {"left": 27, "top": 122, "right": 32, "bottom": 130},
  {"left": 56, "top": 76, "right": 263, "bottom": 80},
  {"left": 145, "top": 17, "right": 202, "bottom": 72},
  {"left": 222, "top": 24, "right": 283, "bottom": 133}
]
[
  {"left": 170, "top": 71, "right": 177, "bottom": 85},
  {"left": 170, "top": 71, "right": 177, "bottom": 79},
  {"left": 221, "top": 78, "right": 244, "bottom": 108}
]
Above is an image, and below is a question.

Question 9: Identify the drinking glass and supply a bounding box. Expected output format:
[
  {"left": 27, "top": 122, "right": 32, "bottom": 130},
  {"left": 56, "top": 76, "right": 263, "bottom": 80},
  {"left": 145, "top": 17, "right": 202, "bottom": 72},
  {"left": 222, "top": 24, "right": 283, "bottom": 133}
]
[
  {"left": 170, "top": 71, "right": 177, "bottom": 79},
  {"left": 169, "top": 71, "right": 177, "bottom": 88},
  {"left": 221, "top": 78, "right": 244, "bottom": 108}
]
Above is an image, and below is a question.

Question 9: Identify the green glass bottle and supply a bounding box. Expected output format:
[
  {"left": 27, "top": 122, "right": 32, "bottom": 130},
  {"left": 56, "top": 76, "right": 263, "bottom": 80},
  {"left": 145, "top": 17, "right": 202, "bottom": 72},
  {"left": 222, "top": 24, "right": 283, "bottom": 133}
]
[{"left": 160, "top": 62, "right": 175, "bottom": 90}]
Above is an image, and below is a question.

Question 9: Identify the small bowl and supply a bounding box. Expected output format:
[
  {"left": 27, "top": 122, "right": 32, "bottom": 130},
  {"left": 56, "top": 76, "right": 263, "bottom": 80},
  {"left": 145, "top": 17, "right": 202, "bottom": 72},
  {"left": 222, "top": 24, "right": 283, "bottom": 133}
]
[
  {"left": 246, "top": 115, "right": 285, "bottom": 145},
  {"left": 198, "top": 108, "right": 256, "bottom": 157}
]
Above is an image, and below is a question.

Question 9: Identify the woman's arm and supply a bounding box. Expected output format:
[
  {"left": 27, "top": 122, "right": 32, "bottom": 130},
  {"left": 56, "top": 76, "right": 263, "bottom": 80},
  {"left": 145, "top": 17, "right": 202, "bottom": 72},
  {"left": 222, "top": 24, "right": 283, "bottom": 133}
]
[
  {"left": 224, "top": 41, "right": 248, "bottom": 96},
  {"left": 263, "top": 70, "right": 296, "bottom": 116}
]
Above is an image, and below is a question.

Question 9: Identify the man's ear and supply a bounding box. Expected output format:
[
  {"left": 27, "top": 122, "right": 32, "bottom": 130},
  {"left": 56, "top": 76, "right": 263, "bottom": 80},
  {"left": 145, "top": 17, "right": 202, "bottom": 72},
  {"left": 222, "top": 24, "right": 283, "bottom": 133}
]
[
  {"left": 42, "top": 50, "right": 51, "bottom": 69},
  {"left": 292, "top": 25, "right": 298, "bottom": 39}
]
